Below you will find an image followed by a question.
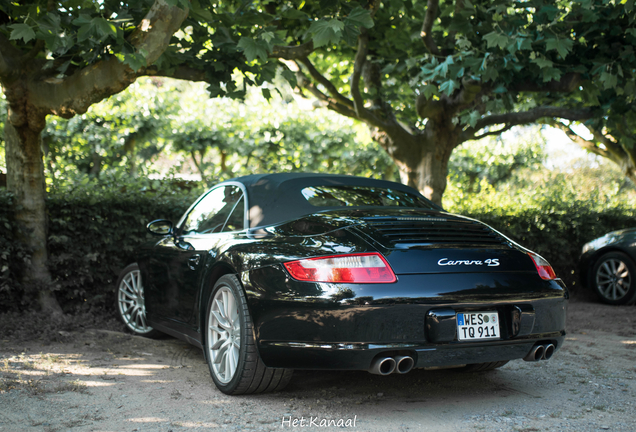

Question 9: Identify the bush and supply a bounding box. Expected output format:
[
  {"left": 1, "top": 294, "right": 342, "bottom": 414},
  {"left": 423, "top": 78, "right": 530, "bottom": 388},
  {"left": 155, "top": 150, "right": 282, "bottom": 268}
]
[
  {"left": 2, "top": 175, "right": 635, "bottom": 312},
  {"left": 445, "top": 182, "right": 636, "bottom": 293},
  {"left": 462, "top": 206, "right": 636, "bottom": 292},
  {"left": 0, "top": 191, "right": 31, "bottom": 309},
  {"left": 1, "top": 178, "right": 203, "bottom": 313}
]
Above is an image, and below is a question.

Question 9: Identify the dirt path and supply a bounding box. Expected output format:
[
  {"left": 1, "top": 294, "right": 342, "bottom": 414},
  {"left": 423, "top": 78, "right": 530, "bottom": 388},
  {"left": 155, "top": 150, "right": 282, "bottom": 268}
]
[{"left": 1, "top": 300, "right": 635, "bottom": 432}]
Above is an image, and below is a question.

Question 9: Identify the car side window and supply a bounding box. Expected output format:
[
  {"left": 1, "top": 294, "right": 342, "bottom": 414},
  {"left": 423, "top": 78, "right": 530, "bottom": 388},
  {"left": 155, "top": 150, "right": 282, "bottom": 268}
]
[
  {"left": 182, "top": 186, "right": 244, "bottom": 234},
  {"left": 222, "top": 196, "right": 245, "bottom": 232}
]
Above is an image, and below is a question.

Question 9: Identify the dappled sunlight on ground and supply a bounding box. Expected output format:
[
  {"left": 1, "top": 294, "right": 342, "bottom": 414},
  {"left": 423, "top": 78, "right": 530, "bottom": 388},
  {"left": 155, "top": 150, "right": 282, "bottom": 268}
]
[{"left": 1, "top": 302, "right": 635, "bottom": 431}]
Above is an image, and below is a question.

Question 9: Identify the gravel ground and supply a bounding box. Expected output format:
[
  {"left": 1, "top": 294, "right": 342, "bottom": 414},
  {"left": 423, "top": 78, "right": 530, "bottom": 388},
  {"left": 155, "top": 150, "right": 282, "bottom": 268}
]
[{"left": 1, "top": 299, "right": 635, "bottom": 432}]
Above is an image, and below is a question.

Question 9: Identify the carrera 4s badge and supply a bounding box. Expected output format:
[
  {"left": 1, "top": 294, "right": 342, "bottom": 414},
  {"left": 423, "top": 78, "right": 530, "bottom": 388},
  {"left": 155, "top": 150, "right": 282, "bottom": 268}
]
[{"left": 437, "top": 258, "right": 500, "bottom": 267}]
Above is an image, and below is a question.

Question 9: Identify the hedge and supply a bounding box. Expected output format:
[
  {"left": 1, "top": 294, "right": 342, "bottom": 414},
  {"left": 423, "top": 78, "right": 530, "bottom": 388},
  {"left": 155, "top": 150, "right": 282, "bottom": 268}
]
[
  {"left": 462, "top": 205, "right": 636, "bottom": 292},
  {"left": 2, "top": 187, "right": 635, "bottom": 312},
  {"left": 1, "top": 185, "right": 199, "bottom": 313}
]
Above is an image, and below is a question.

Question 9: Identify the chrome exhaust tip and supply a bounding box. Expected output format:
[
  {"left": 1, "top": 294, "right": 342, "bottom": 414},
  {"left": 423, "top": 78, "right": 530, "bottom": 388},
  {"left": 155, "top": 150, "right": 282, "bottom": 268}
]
[
  {"left": 542, "top": 343, "right": 555, "bottom": 360},
  {"left": 394, "top": 356, "right": 415, "bottom": 374},
  {"left": 369, "top": 357, "right": 396, "bottom": 375},
  {"left": 523, "top": 344, "right": 545, "bottom": 362}
]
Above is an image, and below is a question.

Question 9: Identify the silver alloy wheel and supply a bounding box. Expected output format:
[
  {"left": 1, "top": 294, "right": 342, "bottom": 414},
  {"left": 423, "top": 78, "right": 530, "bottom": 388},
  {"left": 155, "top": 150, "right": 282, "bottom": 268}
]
[
  {"left": 117, "top": 268, "right": 153, "bottom": 334},
  {"left": 596, "top": 258, "right": 631, "bottom": 301},
  {"left": 207, "top": 286, "right": 241, "bottom": 384}
]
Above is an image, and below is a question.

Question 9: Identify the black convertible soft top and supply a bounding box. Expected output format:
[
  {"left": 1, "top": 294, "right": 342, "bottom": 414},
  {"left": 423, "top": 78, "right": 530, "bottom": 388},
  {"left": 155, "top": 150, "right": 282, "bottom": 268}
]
[{"left": 223, "top": 173, "right": 437, "bottom": 228}]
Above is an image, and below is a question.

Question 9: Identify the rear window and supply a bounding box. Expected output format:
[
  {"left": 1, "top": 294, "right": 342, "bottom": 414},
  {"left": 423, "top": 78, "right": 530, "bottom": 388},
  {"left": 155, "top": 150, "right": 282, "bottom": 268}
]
[{"left": 301, "top": 186, "right": 435, "bottom": 209}]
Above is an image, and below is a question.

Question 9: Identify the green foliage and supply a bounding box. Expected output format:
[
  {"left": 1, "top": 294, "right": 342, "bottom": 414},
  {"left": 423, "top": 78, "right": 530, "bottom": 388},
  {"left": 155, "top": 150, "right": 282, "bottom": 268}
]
[
  {"left": 4, "top": 145, "right": 636, "bottom": 311},
  {"left": 449, "top": 127, "right": 547, "bottom": 193},
  {"left": 0, "top": 191, "right": 31, "bottom": 307},
  {"left": 413, "top": 0, "right": 636, "bottom": 95},
  {"left": 3, "top": 171, "right": 635, "bottom": 311},
  {"left": 445, "top": 136, "right": 636, "bottom": 292},
  {"left": 452, "top": 199, "right": 636, "bottom": 294},
  {"left": 3, "top": 0, "right": 635, "bottom": 196},
  {"left": 2, "top": 1, "right": 144, "bottom": 74},
  {"left": 3, "top": 0, "right": 636, "bottom": 310},
  {"left": 0, "top": 177, "right": 203, "bottom": 313},
  {"left": 167, "top": 84, "right": 397, "bottom": 184},
  {"left": 43, "top": 78, "right": 180, "bottom": 178},
  {"left": 35, "top": 78, "right": 396, "bottom": 185}
]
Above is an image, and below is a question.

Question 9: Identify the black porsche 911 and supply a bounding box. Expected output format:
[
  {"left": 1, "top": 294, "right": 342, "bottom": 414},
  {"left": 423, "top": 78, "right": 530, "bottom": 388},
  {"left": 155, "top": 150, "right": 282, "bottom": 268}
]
[
  {"left": 579, "top": 229, "right": 636, "bottom": 305},
  {"left": 116, "top": 173, "right": 567, "bottom": 395}
]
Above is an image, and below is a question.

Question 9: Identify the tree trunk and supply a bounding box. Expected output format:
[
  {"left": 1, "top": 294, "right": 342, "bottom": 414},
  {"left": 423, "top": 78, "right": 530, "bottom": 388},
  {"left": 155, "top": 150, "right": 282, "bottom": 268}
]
[
  {"left": 89, "top": 151, "right": 103, "bottom": 177},
  {"left": 5, "top": 109, "right": 62, "bottom": 315},
  {"left": 41, "top": 137, "right": 57, "bottom": 182},
  {"left": 124, "top": 136, "right": 137, "bottom": 177},
  {"left": 190, "top": 149, "right": 207, "bottom": 183},
  {"left": 399, "top": 146, "right": 453, "bottom": 207},
  {"left": 612, "top": 147, "right": 636, "bottom": 187},
  {"left": 625, "top": 167, "right": 636, "bottom": 187},
  {"left": 371, "top": 120, "right": 459, "bottom": 207}
]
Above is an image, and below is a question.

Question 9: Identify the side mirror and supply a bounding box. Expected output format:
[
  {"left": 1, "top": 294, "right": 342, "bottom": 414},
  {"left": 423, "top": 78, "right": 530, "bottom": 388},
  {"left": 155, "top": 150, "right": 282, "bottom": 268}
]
[{"left": 147, "top": 219, "right": 173, "bottom": 236}]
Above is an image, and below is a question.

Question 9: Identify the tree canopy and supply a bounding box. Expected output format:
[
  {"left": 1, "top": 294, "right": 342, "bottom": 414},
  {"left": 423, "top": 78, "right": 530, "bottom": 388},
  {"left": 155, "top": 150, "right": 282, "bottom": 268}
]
[{"left": 288, "top": 0, "right": 634, "bottom": 201}]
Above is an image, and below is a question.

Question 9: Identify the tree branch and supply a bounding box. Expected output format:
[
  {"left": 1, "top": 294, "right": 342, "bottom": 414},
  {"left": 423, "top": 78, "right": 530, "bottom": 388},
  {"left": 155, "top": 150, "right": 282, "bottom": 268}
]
[
  {"left": 27, "top": 0, "right": 188, "bottom": 117},
  {"left": 421, "top": 0, "right": 441, "bottom": 56},
  {"left": 449, "top": 78, "right": 484, "bottom": 109},
  {"left": 297, "top": 57, "right": 353, "bottom": 109},
  {"left": 343, "top": 29, "right": 391, "bottom": 129},
  {"left": 548, "top": 121, "right": 636, "bottom": 180},
  {"left": 447, "top": 0, "right": 465, "bottom": 44},
  {"left": 296, "top": 54, "right": 406, "bottom": 135},
  {"left": 480, "top": 106, "right": 593, "bottom": 130},
  {"left": 549, "top": 121, "right": 613, "bottom": 160},
  {"left": 0, "top": 33, "right": 23, "bottom": 80},
  {"left": 416, "top": 93, "right": 444, "bottom": 119},
  {"left": 351, "top": 30, "right": 368, "bottom": 118},
  {"left": 614, "top": 119, "right": 636, "bottom": 172},
  {"left": 24, "top": 39, "right": 46, "bottom": 62},
  {"left": 369, "top": 0, "right": 382, "bottom": 18},
  {"left": 271, "top": 41, "right": 315, "bottom": 60},
  {"left": 460, "top": 106, "right": 595, "bottom": 143},
  {"left": 472, "top": 124, "right": 515, "bottom": 140},
  {"left": 588, "top": 124, "right": 631, "bottom": 164},
  {"left": 509, "top": 73, "right": 582, "bottom": 93},
  {"left": 142, "top": 64, "right": 208, "bottom": 82},
  {"left": 294, "top": 67, "right": 358, "bottom": 119}
]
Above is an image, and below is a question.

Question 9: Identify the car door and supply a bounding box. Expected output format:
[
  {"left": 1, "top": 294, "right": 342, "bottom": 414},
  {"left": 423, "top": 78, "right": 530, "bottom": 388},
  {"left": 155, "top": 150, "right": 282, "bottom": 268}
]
[{"left": 145, "top": 185, "right": 245, "bottom": 328}]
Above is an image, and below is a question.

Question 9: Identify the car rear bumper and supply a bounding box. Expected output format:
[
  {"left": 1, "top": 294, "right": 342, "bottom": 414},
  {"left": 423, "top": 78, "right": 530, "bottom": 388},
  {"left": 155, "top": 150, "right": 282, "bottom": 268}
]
[
  {"left": 257, "top": 333, "right": 566, "bottom": 370},
  {"left": 242, "top": 266, "right": 568, "bottom": 370}
]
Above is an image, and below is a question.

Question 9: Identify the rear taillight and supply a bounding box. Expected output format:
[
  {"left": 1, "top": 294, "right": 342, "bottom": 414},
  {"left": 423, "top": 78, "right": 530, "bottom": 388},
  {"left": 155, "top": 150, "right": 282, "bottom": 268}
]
[
  {"left": 283, "top": 253, "right": 397, "bottom": 283},
  {"left": 528, "top": 252, "right": 557, "bottom": 280}
]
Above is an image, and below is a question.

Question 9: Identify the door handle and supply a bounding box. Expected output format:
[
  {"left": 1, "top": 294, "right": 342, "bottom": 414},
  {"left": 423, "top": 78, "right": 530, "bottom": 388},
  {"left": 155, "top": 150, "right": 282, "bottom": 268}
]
[{"left": 188, "top": 254, "right": 201, "bottom": 270}]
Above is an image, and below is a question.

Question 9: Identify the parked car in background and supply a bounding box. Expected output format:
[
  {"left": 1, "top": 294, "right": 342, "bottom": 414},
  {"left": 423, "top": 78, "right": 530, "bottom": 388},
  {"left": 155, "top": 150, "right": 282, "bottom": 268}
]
[
  {"left": 579, "top": 229, "right": 636, "bottom": 305},
  {"left": 116, "top": 173, "right": 568, "bottom": 395}
]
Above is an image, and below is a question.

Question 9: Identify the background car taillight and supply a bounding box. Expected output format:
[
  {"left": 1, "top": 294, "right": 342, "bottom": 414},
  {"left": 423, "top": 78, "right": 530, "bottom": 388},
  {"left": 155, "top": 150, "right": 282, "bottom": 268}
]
[
  {"left": 528, "top": 252, "right": 557, "bottom": 280},
  {"left": 284, "top": 252, "right": 397, "bottom": 283}
]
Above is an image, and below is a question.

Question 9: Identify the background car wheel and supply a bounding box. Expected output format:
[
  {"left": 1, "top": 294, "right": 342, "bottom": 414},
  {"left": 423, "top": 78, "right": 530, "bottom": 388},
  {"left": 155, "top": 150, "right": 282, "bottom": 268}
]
[
  {"left": 204, "top": 274, "right": 293, "bottom": 395},
  {"left": 116, "top": 263, "right": 162, "bottom": 338},
  {"left": 591, "top": 252, "right": 636, "bottom": 305},
  {"left": 463, "top": 361, "right": 509, "bottom": 372}
]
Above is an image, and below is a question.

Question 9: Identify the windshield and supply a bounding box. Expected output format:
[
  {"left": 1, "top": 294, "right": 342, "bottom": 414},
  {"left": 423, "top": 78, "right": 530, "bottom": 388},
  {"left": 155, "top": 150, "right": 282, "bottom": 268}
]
[{"left": 301, "top": 186, "right": 435, "bottom": 209}]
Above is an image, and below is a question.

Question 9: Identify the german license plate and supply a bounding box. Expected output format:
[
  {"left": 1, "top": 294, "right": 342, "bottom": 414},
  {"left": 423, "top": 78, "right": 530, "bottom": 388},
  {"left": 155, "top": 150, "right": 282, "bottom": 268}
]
[{"left": 456, "top": 311, "right": 500, "bottom": 341}]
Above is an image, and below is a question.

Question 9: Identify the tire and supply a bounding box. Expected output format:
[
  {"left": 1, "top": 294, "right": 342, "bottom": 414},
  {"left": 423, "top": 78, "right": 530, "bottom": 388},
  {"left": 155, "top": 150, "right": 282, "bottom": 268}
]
[
  {"left": 116, "top": 263, "right": 162, "bottom": 338},
  {"left": 204, "top": 274, "right": 293, "bottom": 395},
  {"left": 463, "top": 361, "right": 509, "bottom": 372},
  {"left": 591, "top": 252, "right": 636, "bottom": 305}
]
